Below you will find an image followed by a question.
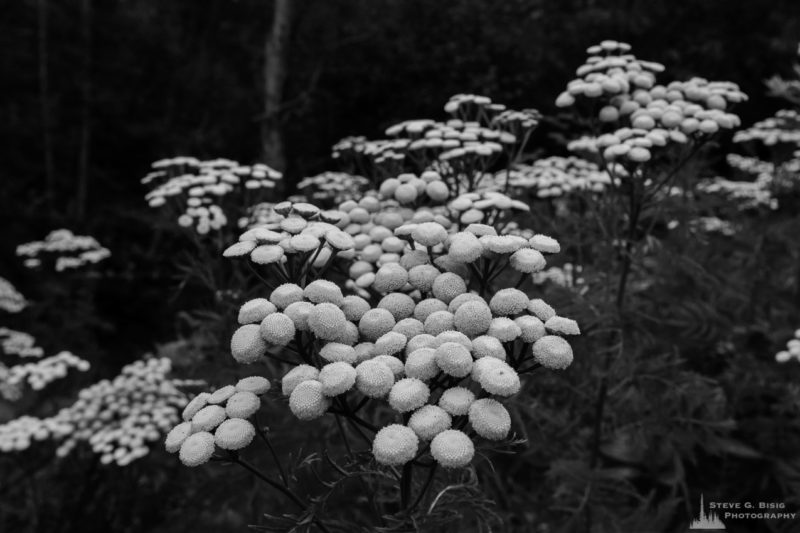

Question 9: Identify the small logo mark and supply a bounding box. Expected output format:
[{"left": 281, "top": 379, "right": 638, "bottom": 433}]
[{"left": 690, "top": 494, "right": 726, "bottom": 531}]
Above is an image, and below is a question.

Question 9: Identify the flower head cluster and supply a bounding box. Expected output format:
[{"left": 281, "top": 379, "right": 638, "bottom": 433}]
[
  {"left": 297, "top": 172, "right": 371, "bottom": 205},
  {"left": 0, "top": 358, "right": 186, "bottom": 466},
  {"left": 165, "top": 376, "right": 271, "bottom": 466},
  {"left": 0, "top": 327, "right": 44, "bottom": 358},
  {"left": 4, "top": 351, "right": 90, "bottom": 392},
  {"left": 16, "top": 229, "right": 110, "bottom": 271},
  {"left": 556, "top": 40, "right": 746, "bottom": 169},
  {"left": 776, "top": 329, "right": 800, "bottom": 363},
  {"left": 0, "top": 277, "right": 26, "bottom": 313},
  {"left": 498, "top": 157, "right": 610, "bottom": 198},
  {"left": 733, "top": 110, "right": 800, "bottom": 146},
  {"left": 532, "top": 263, "right": 586, "bottom": 289},
  {"left": 143, "top": 157, "right": 281, "bottom": 234}
]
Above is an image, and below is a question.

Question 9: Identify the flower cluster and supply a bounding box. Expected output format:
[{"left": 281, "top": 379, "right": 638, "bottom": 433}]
[
  {"left": 3, "top": 351, "right": 90, "bottom": 391},
  {"left": 532, "top": 263, "right": 586, "bottom": 289},
  {"left": 297, "top": 172, "right": 371, "bottom": 205},
  {"left": 16, "top": 229, "right": 111, "bottom": 271},
  {"left": 0, "top": 358, "right": 186, "bottom": 466},
  {"left": 0, "top": 327, "right": 44, "bottom": 358},
  {"left": 210, "top": 199, "right": 579, "bottom": 470},
  {"left": 733, "top": 109, "right": 800, "bottom": 146},
  {"left": 0, "top": 277, "right": 26, "bottom": 313},
  {"left": 143, "top": 157, "right": 281, "bottom": 234},
  {"left": 497, "top": 157, "right": 610, "bottom": 198},
  {"left": 775, "top": 329, "right": 800, "bottom": 363},
  {"left": 164, "top": 376, "right": 271, "bottom": 466},
  {"left": 556, "top": 40, "right": 746, "bottom": 170}
]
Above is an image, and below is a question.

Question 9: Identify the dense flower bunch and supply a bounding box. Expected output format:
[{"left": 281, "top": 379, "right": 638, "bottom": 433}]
[
  {"left": 332, "top": 94, "right": 540, "bottom": 191},
  {"left": 0, "top": 327, "right": 44, "bottom": 358},
  {"left": 775, "top": 329, "right": 800, "bottom": 363},
  {"left": 497, "top": 156, "right": 610, "bottom": 198},
  {"left": 532, "top": 263, "right": 586, "bottom": 289},
  {"left": 556, "top": 40, "right": 746, "bottom": 172},
  {"left": 16, "top": 229, "right": 111, "bottom": 271},
  {"left": 180, "top": 189, "right": 580, "bottom": 474},
  {"left": 0, "top": 357, "right": 186, "bottom": 465},
  {"left": 143, "top": 157, "right": 282, "bottom": 234},
  {"left": 733, "top": 109, "right": 800, "bottom": 146},
  {"left": 0, "top": 277, "right": 26, "bottom": 313},
  {"left": 164, "top": 376, "right": 270, "bottom": 466},
  {"left": 3, "top": 351, "right": 89, "bottom": 393},
  {"left": 297, "top": 171, "right": 371, "bottom": 205}
]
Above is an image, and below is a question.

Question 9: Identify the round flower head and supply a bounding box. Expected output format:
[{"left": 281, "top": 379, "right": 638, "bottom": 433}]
[
  {"left": 528, "top": 299, "right": 556, "bottom": 321},
  {"left": 438, "top": 387, "right": 476, "bottom": 416},
  {"left": 469, "top": 398, "right": 511, "bottom": 440},
  {"left": 454, "top": 301, "right": 492, "bottom": 336},
  {"left": 319, "top": 362, "right": 357, "bottom": 396},
  {"left": 208, "top": 385, "right": 237, "bottom": 404},
  {"left": 529, "top": 234, "right": 560, "bottom": 254},
  {"left": 251, "top": 245, "right": 285, "bottom": 265},
  {"left": 374, "top": 331, "right": 407, "bottom": 355},
  {"left": 353, "top": 342, "right": 375, "bottom": 363},
  {"left": 231, "top": 325, "right": 267, "bottom": 364},
  {"left": 509, "top": 248, "right": 546, "bottom": 273},
  {"left": 489, "top": 289, "right": 529, "bottom": 316},
  {"left": 359, "top": 308, "right": 396, "bottom": 341},
  {"left": 434, "top": 342, "right": 473, "bottom": 378},
  {"left": 776, "top": 351, "right": 792, "bottom": 363},
  {"left": 399, "top": 249, "right": 430, "bottom": 270},
  {"left": 471, "top": 335, "right": 506, "bottom": 360},
  {"left": 284, "top": 301, "right": 314, "bottom": 331},
  {"left": 405, "top": 348, "right": 439, "bottom": 381},
  {"left": 355, "top": 359, "right": 395, "bottom": 398},
  {"left": 408, "top": 264, "right": 441, "bottom": 293},
  {"left": 432, "top": 273, "right": 468, "bottom": 304},
  {"left": 430, "top": 429, "right": 474, "bottom": 468},
  {"left": 238, "top": 298, "right": 277, "bottom": 325},
  {"left": 487, "top": 317, "right": 522, "bottom": 342},
  {"left": 406, "top": 333, "right": 436, "bottom": 355},
  {"left": 214, "top": 418, "right": 256, "bottom": 450},
  {"left": 304, "top": 280, "right": 344, "bottom": 306},
  {"left": 224, "top": 241, "right": 257, "bottom": 257},
  {"left": 373, "top": 264, "right": 409, "bottom": 293},
  {"left": 409, "top": 405, "right": 452, "bottom": 440},
  {"left": 471, "top": 356, "right": 506, "bottom": 382},
  {"left": 414, "top": 298, "right": 448, "bottom": 322},
  {"left": 515, "top": 315, "right": 546, "bottom": 343},
  {"left": 236, "top": 376, "right": 271, "bottom": 395},
  {"left": 372, "top": 355, "right": 405, "bottom": 378},
  {"left": 320, "top": 342, "right": 357, "bottom": 363},
  {"left": 480, "top": 235, "right": 527, "bottom": 254},
  {"left": 308, "top": 303, "right": 348, "bottom": 341},
  {"left": 326, "top": 229, "right": 355, "bottom": 250},
  {"left": 269, "top": 283, "right": 304, "bottom": 310},
  {"left": 378, "top": 293, "right": 416, "bottom": 320},
  {"left": 448, "top": 293, "right": 485, "bottom": 313},
  {"left": 545, "top": 316, "right": 581, "bottom": 336},
  {"left": 532, "top": 336, "right": 574, "bottom": 369},
  {"left": 424, "top": 310, "right": 455, "bottom": 336},
  {"left": 225, "top": 391, "right": 261, "bottom": 418},
  {"left": 447, "top": 232, "right": 483, "bottom": 263},
  {"left": 192, "top": 405, "right": 227, "bottom": 432},
  {"left": 289, "top": 380, "right": 331, "bottom": 420},
  {"left": 372, "top": 424, "right": 419, "bottom": 466},
  {"left": 260, "top": 313, "right": 296, "bottom": 346},
  {"left": 342, "top": 295, "right": 371, "bottom": 322},
  {"left": 411, "top": 222, "right": 448, "bottom": 247},
  {"left": 388, "top": 378, "right": 430, "bottom": 412},
  {"left": 282, "top": 365, "right": 320, "bottom": 396},
  {"left": 434, "top": 330, "right": 472, "bottom": 350},
  {"left": 290, "top": 233, "right": 320, "bottom": 253},
  {"left": 179, "top": 431, "right": 215, "bottom": 467},
  {"left": 182, "top": 392, "right": 211, "bottom": 421},
  {"left": 477, "top": 360, "right": 520, "bottom": 396},
  {"left": 165, "top": 421, "right": 194, "bottom": 453},
  {"left": 394, "top": 318, "right": 425, "bottom": 339}
]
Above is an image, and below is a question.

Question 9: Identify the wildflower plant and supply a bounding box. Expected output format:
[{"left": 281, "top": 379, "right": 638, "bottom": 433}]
[{"left": 16, "top": 229, "right": 111, "bottom": 272}]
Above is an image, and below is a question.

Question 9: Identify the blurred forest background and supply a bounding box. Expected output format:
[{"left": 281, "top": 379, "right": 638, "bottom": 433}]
[{"left": 2, "top": 1, "right": 800, "bottom": 531}]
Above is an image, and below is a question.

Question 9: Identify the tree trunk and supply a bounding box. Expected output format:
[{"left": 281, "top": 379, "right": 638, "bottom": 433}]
[
  {"left": 77, "top": 0, "right": 92, "bottom": 221},
  {"left": 37, "top": 0, "right": 55, "bottom": 211},
  {"left": 261, "top": 0, "right": 292, "bottom": 172}
]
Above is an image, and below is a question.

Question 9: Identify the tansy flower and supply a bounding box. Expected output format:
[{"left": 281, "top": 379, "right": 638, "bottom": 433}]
[{"left": 430, "top": 429, "right": 474, "bottom": 468}]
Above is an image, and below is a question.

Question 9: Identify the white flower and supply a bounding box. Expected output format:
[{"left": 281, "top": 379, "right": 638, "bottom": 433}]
[
  {"left": 182, "top": 392, "right": 211, "bottom": 421},
  {"left": 408, "top": 265, "right": 441, "bottom": 292},
  {"left": 372, "top": 424, "right": 419, "bottom": 466},
  {"left": 430, "top": 429, "right": 474, "bottom": 468},
  {"left": 259, "top": 313, "right": 296, "bottom": 346},
  {"left": 179, "top": 431, "right": 215, "bottom": 467},
  {"left": 231, "top": 325, "right": 267, "bottom": 364},
  {"left": 289, "top": 380, "right": 330, "bottom": 420},
  {"left": 192, "top": 405, "right": 227, "bottom": 432},
  {"left": 238, "top": 298, "right": 277, "bottom": 324},
  {"left": 434, "top": 342, "right": 473, "bottom": 378},
  {"left": 342, "top": 295, "right": 371, "bottom": 322},
  {"left": 471, "top": 335, "right": 506, "bottom": 360},
  {"left": 225, "top": 391, "right": 261, "bottom": 418},
  {"left": 235, "top": 376, "right": 271, "bottom": 395},
  {"left": 527, "top": 299, "right": 556, "bottom": 320},
  {"left": 319, "top": 362, "right": 357, "bottom": 396},
  {"left": 476, "top": 360, "right": 520, "bottom": 396},
  {"left": 409, "top": 405, "right": 452, "bottom": 440},
  {"left": 304, "top": 280, "right": 344, "bottom": 306},
  {"left": 432, "top": 273, "right": 468, "bottom": 304},
  {"left": 469, "top": 398, "right": 511, "bottom": 440},
  {"left": 388, "top": 378, "right": 430, "bottom": 413},
  {"left": 532, "top": 335, "right": 574, "bottom": 369},
  {"left": 373, "top": 264, "right": 409, "bottom": 293},
  {"left": 447, "top": 232, "right": 483, "bottom": 263},
  {"left": 269, "top": 283, "right": 304, "bottom": 310},
  {"left": 529, "top": 234, "right": 560, "bottom": 253},
  {"left": 453, "top": 301, "right": 492, "bottom": 336},
  {"left": 251, "top": 245, "right": 285, "bottom": 265},
  {"left": 208, "top": 385, "right": 237, "bottom": 404},
  {"left": 308, "top": 303, "right": 348, "bottom": 341},
  {"left": 411, "top": 222, "right": 448, "bottom": 247},
  {"left": 405, "top": 348, "right": 439, "bottom": 381},
  {"left": 487, "top": 317, "right": 521, "bottom": 342},
  {"left": 424, "top": 311, "right": 455, "bottom": 336},
  {"left": 378, "top": 293, "right": 416, "bottom": 320},
  {"left": 414, "top": 298, "right": 448, "bottom": 322},
  {"left": 489, "top": 289, "right": 529, "bottom": 316},
  {"left": 320, "top": 343, "right": 358, "bottom": 363},
  {"left": 544, "top": 316, "right": 581, "bottom": 335},
  {"left": 355, "top": 360, "right": 395, "bottom": 398},
  {"left": 214, "top": 418, "right": 256, "bottom": 450},
  {"left": 438, "top": 387, "right": 475, "bottom": 416},
  {"left": 165, "top": 421, "right": 194, "bottom": 453},
  {"left": 284, "top": 301, "right": 314, "bottom": 331},
  {"left": 515, "top": 315, "right": 546, "bottom": 343},
  {"left": 358, "top": 308, "right": 396, "bottom": 341},
  {"left": 281, "top": 365, "right": 320, "bottom": 396}
]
